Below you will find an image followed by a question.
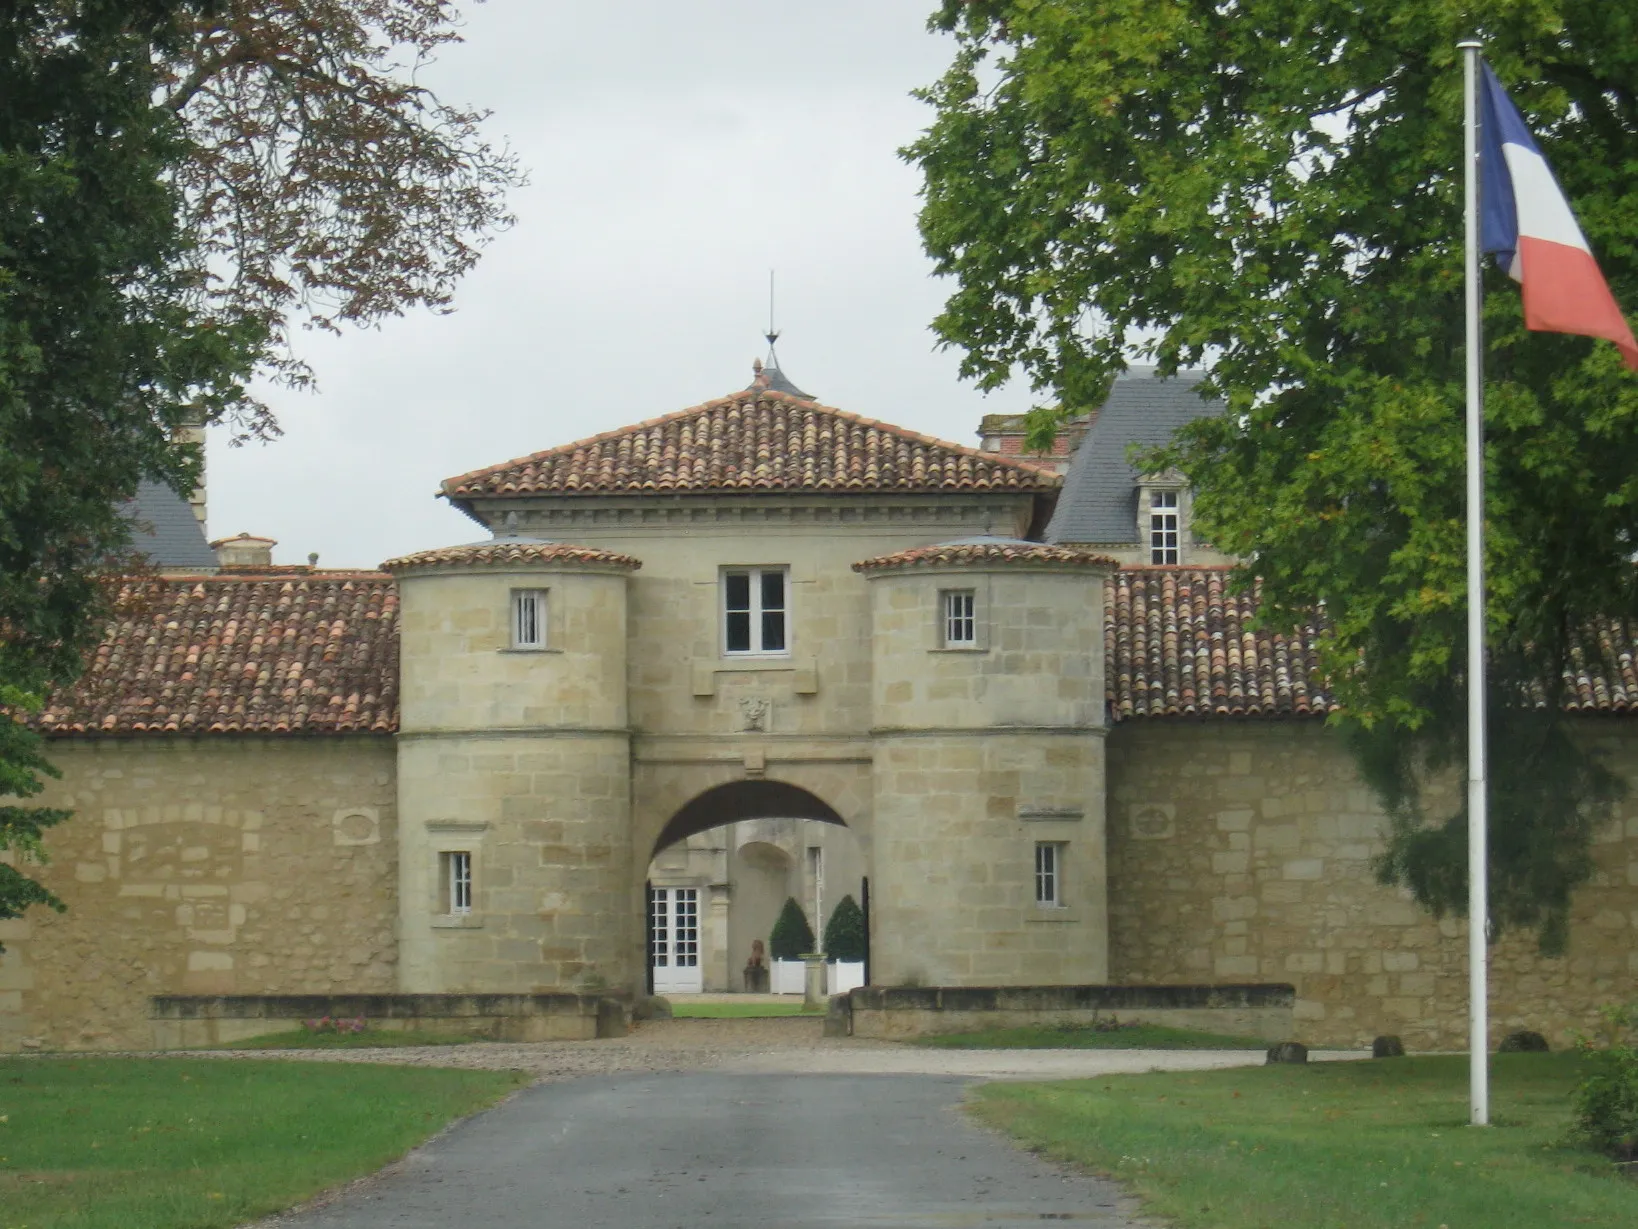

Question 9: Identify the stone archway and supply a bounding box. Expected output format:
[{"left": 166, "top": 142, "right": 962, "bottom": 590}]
[{"left": 642, "top": 778, "right": 864, "bottom": 996}]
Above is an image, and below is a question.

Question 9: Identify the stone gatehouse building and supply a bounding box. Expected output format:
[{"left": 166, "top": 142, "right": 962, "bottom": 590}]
[{"left": 3, "top": 364, "right": 1636, "bottom": 1052}]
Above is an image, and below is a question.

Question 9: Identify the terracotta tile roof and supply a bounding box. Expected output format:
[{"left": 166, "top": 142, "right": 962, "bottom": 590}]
[
  {"left": 1559, "top": 619, "right": 1638, "bottom": 712},
  {"left": 854, "top": 541, "right": 1118, "bottom": 573},
  {"left": 1106, "top": 568, "right": 1336, "bottom": 720},
  {"left": 381, "top": 540, "right": 642, "bottom": 574},
  {"left": 441, "top": 390, "right": 1061, "bottom": 499},
  {"left": 38, "top": 574, "right": 398, "bottom": 736}
]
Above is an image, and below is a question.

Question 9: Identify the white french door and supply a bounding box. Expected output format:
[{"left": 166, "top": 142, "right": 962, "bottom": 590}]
[{"left": 648, "top": 886, "right": 702, "bottom": 994}]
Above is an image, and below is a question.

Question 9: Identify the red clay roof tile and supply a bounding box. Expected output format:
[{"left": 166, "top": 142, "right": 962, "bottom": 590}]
[
  {"left": 381, "top": 541, "right": 641, "bottom": 573},
  {"left": 441, "top": 390, "right": 1061, "bottom": 499}
]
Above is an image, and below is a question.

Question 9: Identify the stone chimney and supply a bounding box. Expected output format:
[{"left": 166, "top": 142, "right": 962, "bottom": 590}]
[
  {"left": 210, "top": 533, "right": 276, "bottom": 569},
  {"left": 173, "top": 406, "right": 208, "bottom": 528}
]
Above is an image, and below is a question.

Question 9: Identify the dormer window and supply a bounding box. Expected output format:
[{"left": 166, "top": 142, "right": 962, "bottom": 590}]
[{"left": 1149, "top": 490, "right": 1180, "bottom": 565}]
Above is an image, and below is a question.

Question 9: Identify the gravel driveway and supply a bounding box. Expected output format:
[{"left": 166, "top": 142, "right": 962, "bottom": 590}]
[{"left": 180, "top": 1016, "right": 1365, "bottom": 1081}]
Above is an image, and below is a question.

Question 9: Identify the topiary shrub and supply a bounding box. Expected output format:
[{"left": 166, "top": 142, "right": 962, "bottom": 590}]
[
  {"left": 768, "top": 896, "right": 814, "bottom": 961},
  {"left": 1572, "top": 1002, "right": 1638, "bottom": 1161},
  {"left": 822, "top": 894, "right": 867, "bottom": 963}
]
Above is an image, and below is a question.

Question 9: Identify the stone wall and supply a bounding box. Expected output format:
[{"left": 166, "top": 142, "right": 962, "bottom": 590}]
[
  {"left": 846, "top": 983, "right": 1293, "bottom": 1042},
  {"left": 0, "top": 737, "right": 397, "bottom": 1052},
  {"left": 1107, "top": 719, "right": 1638, "bottom": 1050}
]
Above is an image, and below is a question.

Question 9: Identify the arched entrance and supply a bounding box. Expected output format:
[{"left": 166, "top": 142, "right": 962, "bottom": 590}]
[{"left": 645, "top": 780, "right": 863, "bottom": 996}]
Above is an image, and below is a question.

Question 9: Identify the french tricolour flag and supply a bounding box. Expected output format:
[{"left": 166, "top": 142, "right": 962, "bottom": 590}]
[{"left": 1478, "top": 63, "right": 1638, "bottom": 370}]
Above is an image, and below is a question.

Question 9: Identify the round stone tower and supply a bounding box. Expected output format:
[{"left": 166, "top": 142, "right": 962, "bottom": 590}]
[
  {"left": 855, "top": 539, "right": 1115, "bottom": 987},
  {"left": 384, "top": 537, "right": 640, "bottom": 994}
]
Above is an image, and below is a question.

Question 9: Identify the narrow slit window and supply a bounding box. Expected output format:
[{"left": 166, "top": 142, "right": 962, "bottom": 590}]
[
  {"left": 943, "top": 590, "right": 976, "bottom": 646},
  {"left": 1035, "top": 842, "right": 1063, "bottom": 907},
  {"left": 440, "top": 851, "right": 473, "bottom": 915},
  {"left": 511, "top": 589, "right": 546, "bottom": 649},
  {"left": 723, "top": 568, "right": 788, "bottom": 654},
  {"left": 1149, "top": 491, "right": 1180, "bottom": 565}
]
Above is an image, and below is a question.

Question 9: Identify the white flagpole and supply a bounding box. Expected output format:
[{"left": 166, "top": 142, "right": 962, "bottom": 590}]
[{"left": 1458, "top": 36, "right": 1490, "bottom": 1128}]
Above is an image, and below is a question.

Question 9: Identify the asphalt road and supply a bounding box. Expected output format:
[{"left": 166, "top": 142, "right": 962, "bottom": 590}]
[{"left": 268, "top": 1073, "right": 1137, "bottom": 1228}]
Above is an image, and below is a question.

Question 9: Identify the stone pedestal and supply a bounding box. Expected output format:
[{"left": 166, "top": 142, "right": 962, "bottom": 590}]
[{"left": 802, "top": 954, "right": 827, "bottom": 1009}]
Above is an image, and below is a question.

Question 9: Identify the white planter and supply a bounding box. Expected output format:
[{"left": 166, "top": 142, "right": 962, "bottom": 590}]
[
  {"left": 828, "top": 960, "right": 866, "bottom": 994},
  {"left": 770, "top": 959, "right": 806, "bottom": 995}
]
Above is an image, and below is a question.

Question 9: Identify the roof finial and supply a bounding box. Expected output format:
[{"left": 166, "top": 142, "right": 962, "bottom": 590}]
[{"left": 765, "top": 268, "right": 780, "bottom": 354}]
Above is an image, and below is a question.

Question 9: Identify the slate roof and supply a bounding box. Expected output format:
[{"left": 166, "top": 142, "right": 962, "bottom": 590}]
[
  {"left": 123, "top": 479, "right": 216, "bottom": 571},
  {"left": 37, "top": 574, "right": 398, "bottom": 736},
  {"left": 382, "top": 540, "right": 642, "bottom": 574},
  {"left": 441, "top": 389, "right": 1060, "bottom": 501},
  {"left": 855, "top": 540, "right": 1118, "bottom": 573},
  {"left": 1046, "top": 370, "right": 1225, "bottom": 545}
]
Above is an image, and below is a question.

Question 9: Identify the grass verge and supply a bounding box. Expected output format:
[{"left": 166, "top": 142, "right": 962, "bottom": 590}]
[
  {"left": 970, "top": 1052, "right": 1638, "bottom": 1229},
  {"left": 0, "top": 1057, "right": 524, "bottom": 1229},
  {"left": 669, "top": 1000, "right": 823, "bottom": 1018},
  {"left": 221, "top": 1029, "right": 488, "bottom": 1049},
  {"left": 913, "top": 1022, "right": 1269, "bottom": 1049}
]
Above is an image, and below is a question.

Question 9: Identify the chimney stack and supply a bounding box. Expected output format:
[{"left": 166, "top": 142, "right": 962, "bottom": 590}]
[
  {"left": 173, "top": 406, "right": 208, "bottom": 528},
  {"left": 210, "top": 533, "right": 276, "bottom": 569}
]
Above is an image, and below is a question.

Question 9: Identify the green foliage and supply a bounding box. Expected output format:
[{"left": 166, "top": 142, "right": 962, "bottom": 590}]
[
  {"left": 768, "top": 896, "right": 815, "bottom": 961},
  {"left": 822, "top": 893, "right": 867, "bottom": 963},
  {"left": 0, "top": 1, "right": 264, "bottom": 932},
  {"left": 1573, "top": 1002, "right": 1638, "bottom": 1161},
  {"left": 907, "top": 1, "right": 1638, "bottom": 948}
]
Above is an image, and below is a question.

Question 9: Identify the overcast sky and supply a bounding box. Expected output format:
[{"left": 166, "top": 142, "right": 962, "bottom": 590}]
[{"left": 204, "top": 1, "right": 1035, "bottom": 569}]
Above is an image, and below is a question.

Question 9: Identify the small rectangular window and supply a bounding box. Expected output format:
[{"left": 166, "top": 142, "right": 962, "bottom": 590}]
[
  {"left": 440, "top": 851, "right": 473, "bottom": 915},
  {"left": 1035, "top": 842, "right": 1064, "bottom": 907},
  {"left": 723, "top": 567, "right": 788, "bottom": 655},
  {"left": 511, "top": 589, "right": 546, "bottom": 649},
  {"left": 943, "top": 590, "right": 977, "bottom": 646},
  {"left": 1149, "top": 491, "right": 1180, "bottom": 565}
]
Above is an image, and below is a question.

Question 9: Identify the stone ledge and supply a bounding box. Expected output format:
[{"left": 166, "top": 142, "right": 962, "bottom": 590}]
[
  {"left": 847, "top": 983, "right": 1295, "bottom": 1042},
  {"left": 149, "top": 993, "right": 629, "bottom": 1047}
]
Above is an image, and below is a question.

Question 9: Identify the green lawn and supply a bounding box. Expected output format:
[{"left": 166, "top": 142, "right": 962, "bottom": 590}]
[
  {"left": 222, "top": 1029, "right": 488, "bottom": 1049},
  {"left": 971, "top": 1053, "right": 1638, "bottom": 1229},
  {"left": 913, "top": 1022, "right": 1270, "bottom": 1049},
  {"left": 668, "top": 1000, "right": 822, "bottom": 1018},
  {"left": 0, "top": 1057, "right": 524, "bottom": 1229}
]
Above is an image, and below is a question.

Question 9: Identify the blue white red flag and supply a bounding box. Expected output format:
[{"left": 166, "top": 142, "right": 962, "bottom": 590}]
[{"left": 1478, "top": 63, "right": 1638, "bottom": 370}]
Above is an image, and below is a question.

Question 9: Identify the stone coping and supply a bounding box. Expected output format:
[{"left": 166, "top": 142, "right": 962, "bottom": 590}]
[
  {"left": 848, "top": 983, "right": 1295, "bottom": 1013},
  {"left": 150, "top": 993, "right": 618, "bottom": 1020}
]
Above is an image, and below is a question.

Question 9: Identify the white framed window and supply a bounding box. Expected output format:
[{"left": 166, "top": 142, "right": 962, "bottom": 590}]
[
  {"left": 1149, "top": 490, "right": 1180, "bottom": 565},
  {"left": 511, "top": 589, "right": 546, "bottom": 649},
  {"left": 942, "top": 590, "right": 977, "bottom": 646},
  {"left": 440, "top": 851, "right": 473, "bottom": 915},
  {"left": 723, "top": 567, "right": 788, "bottom": 655},
  {"left": 1035, "top": 842, "right": 1065, "bottom": 907}
]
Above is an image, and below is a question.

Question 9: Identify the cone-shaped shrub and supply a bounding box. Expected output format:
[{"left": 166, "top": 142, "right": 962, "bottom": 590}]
[
  {"left": 822, "top": 894, "right": 867, "bottom": 963},
  {"left": 768, "top": 896, "right": 814, "bottom": 960}
]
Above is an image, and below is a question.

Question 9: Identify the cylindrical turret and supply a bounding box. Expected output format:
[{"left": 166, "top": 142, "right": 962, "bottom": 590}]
[
  {"left": 856, "top": 539, "right": 1114, "bottom": 987},
  {"left": 385, "top": 538, "right": 639, "bottom": 994}
]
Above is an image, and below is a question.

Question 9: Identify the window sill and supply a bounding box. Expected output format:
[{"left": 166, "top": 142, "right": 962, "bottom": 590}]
[
  {"left": 719, "top": 654, "right": 793, "bottom": 665},
  {"left": 431, "top": 915, "right": 483, "bottom": 930},
  {"left": 1026, "top": 907, "right": 1081, "bottom": 924},
  {"left": 498, "top": 647, "right": 562, "bottom": 655},
  {"left": 929, "top": 645, "right": 987, "bottom": 653}
]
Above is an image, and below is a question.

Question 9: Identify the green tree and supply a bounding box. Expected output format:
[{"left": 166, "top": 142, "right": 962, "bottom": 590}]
[
  {"left": 822, "top": 894, "right": 867, "bottom": 963},
  {"left": 768, "top": 897, "right": 815, "bottom": 961},
  {"left": 906, "top": 2, "right": 1638, "bottom": 949},
  {"left": 0, "top": 1, "right": 519, "bottom": 939},
  {"left": 0, "top": 1, "right": 262, "bottom": 943}
]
